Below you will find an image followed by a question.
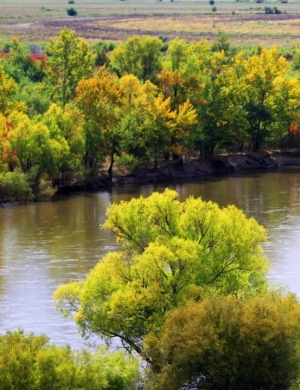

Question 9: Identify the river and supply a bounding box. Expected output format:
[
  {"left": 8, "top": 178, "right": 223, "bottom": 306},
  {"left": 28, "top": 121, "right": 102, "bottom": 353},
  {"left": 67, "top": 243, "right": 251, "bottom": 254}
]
[{"left": 0, "top": 166, "right": 299, "bottom": 349}]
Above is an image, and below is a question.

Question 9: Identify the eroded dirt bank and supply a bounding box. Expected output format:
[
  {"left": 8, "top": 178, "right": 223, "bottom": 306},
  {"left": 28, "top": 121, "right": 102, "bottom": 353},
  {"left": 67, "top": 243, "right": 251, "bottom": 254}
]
[
  {"left": 78, "top": 152, "right": 300, "bottom": 190},
  {"left": 110, "top": 152, "right": 300, "bottom": 186}
]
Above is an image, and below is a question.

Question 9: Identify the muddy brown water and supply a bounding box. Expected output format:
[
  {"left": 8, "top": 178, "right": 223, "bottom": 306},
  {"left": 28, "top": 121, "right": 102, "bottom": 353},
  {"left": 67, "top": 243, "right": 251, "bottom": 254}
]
[{"left": 0, "top": 166, "right": 299, "bottom": 349}]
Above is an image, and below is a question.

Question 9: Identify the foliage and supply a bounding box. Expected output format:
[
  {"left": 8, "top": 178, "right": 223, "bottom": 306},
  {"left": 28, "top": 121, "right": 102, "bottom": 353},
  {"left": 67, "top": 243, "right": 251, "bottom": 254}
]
[
  {"left": 46, "top": 27, "right": 95, "bottom": 107},
  {"left": 54, "top": 189, "right": 268, "bottom": 362},
  {"left": 4, "top": 111, "right": 51, "bottom": 176},
  {"left": 0, "top": 31, "right": 299, "bottom": 196},
  {"left": 92, "top": 40, "right": 116, "bottom": 67},
  {"left": 0, "top": 329, "right": 139, "bottom": 390},
  {"left": 0, "top": 171, "right": 33, "bottom": 202},
  {"left": 110, "top": 35, "right": 163, "bottom": 82},
  {"left": 75, "top": 68, "right": 123, "bottom": 179},
  {"left": 145, "top": 291, "right": 300, "bottom": 390},
  {"left": 0, "top": 66, "right": 25, "bottom": 115},
  {"left": 41, "top": 103, "right": 85, "bottom": 185},
  {"left": 264, "top": 6, "right": 281, "bottom": 14},
  {"left": 67, "top": 7, "right": 77, "bottom": 16},
  {"left": 240, "top": 47, "right": 295, "bottom": 150}
]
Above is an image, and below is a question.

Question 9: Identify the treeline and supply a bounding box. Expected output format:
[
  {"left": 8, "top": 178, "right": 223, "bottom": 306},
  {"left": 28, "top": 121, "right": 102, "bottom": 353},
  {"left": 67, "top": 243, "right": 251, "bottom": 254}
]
[{"left": 1, "top": 29, "right": 300, "bottom": 201}]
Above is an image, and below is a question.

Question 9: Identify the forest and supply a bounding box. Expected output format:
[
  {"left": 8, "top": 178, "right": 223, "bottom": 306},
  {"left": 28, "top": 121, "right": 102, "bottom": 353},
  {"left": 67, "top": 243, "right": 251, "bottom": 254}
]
[{"left": 1, "top": 28, "right": 300, "bottom": 201}]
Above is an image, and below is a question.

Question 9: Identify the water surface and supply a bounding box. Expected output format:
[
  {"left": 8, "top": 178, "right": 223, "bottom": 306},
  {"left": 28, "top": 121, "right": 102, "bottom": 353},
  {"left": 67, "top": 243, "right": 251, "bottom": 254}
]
[{"left": 0, "top": 167, "right": 299, "bottom": 348}]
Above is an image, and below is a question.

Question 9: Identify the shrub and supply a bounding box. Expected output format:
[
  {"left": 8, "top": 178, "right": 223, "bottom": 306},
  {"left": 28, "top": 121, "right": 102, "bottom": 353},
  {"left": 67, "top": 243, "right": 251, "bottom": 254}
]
[
  {"left": 264, "top": 6, "right": 281, "bottom": 14},
  {"left": 212, "top": 5, "right": 217, "bottom": 11},
  {"left": 292, "top": 50, "right": 300, "bottom": 70},
  {"left": 146, "top": 292, "right": 300, "bottom": 390},
  {"left": 68, "top": 0, "right": 75, "bottom": 3},
  {"left": 264, "top": 6, "right": 273, "bottom": 13},
  {"left": 209, "top": 0, "right": 215, "bottom": 5},
  {"left": 66, "top": 7, "right": 77, "bottom": 16},
  {"left": 0, "top": 171, "right": 33, "bottom": 203},
  {"left": 115, "top": 152, "right": 140, "bottom": 172},
  {"left": 0, "top": 330, "right": 140, "bottom": 390}
]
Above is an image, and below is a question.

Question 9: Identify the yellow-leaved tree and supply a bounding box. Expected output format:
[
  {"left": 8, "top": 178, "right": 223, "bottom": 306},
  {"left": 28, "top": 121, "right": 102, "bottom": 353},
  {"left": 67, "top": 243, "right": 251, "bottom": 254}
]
[{"left": 55, "top": 189, "right": 268, "bottom": 362}]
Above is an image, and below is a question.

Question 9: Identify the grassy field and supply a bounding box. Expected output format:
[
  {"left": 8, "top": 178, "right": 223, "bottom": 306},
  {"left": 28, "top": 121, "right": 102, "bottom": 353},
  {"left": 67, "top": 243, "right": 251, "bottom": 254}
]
[{"left": 0, "top": 0, "right": 300, "bottom": 47}]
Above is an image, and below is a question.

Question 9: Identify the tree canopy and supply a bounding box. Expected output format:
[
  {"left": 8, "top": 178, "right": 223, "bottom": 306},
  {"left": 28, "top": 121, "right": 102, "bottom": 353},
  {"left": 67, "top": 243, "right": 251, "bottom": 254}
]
[
  {"left": 1, "top": 29, "right": 300, "bottom": 200},
  {"left": 54, "top": 189, "right": 268, "bottom": 362},
  {"left": 145, "top": 291, "right": 300, "bottom": 390}
]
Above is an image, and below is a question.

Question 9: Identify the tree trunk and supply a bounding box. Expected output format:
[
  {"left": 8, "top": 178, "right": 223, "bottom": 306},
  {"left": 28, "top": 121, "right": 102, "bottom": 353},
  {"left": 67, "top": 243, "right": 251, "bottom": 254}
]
[{"left": 108, "top": 150, "right": 115, "bottom": 183}]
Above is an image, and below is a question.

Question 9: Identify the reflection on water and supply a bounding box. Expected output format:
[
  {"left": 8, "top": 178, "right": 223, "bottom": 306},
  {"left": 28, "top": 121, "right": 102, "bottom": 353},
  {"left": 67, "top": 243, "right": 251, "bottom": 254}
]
[{"left": 0, "top": 167, "right": 300, "bottom": 348}]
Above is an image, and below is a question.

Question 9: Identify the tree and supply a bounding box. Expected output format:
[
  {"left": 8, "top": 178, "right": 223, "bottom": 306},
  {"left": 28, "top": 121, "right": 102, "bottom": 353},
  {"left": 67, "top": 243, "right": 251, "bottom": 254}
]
[
  {"left": 241, "top": 46, "right": 289, "bottom": 151},
  {"left": 110, "top": 36, "right": 163, "bottom": 82},
  {"left": 211, "top": 30, "right": 233, "bottom": 57},
  {"left": 46, "top": 28, "right": 95, "bottom": 108},
  {"left": 270, "top": 76, "right": 300, "bottom": 148},
  {"left": 75, "top": 68, "right": 123, "bottom": 180},
  {"left": 0, "top": 37, "right": 46, "bottom": 84},
  {"left": 144, "top": 291, "right": 300, "bottom": 390},
  {"left": 0, "top": 66, "right": 25, "bottom": 115},
  {"left": 193, "top": 51, "right": 247, "bottom": 156},
  {"left": 67, "top": 7, "right": 77, "bottom": 16},
  {"left": 92, "top": 41, "right": 116, "bottom": 67},
  {"left": 42, "top": 103, "right": 85, "bottom": 185},
  {"left": 54, "top": 189, "right": 268, "bottom": 362},
  {"left": 4, "top": 111, "right": 51, "bottom": 176}
]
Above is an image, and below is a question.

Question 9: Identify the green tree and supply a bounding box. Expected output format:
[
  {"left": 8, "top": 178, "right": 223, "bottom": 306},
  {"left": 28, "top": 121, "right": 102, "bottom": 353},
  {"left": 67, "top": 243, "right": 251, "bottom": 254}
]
[
  {"left": 46, "top": 27, "right": 95, "bottom": 108},
  {"left": 194, "top": 51, "right": 247, "bottom": 156},
  {"left": 145, "top": 291, "right": 300, "bottom": 390},
  {"left": 211, "top": 30, "right": 234, "bottom": 57},
  {"left": 55, "top": 189, "right": 268, "bottom": 362},
  {"left": 92, "top": 40, "right": 116, "bottom": 67},
  {"left": 42, "top": 103, "right": 85, "bottom": 186},
  {"left": 67, "top": 7, "right": 77, "bottom": 16},
  {"left": 110, "top": 35, "right": 163, "bottom": 82}
]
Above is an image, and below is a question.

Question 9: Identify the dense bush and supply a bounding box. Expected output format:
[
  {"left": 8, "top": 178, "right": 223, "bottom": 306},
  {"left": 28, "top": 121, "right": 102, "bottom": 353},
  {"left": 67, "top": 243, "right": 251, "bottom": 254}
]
[
  {"left": 0, "top": 330, "right": 139, "bottom": 390},
  {"left": 67, "top": 7, "right": 77, "bottom": 16},
  {"left": 0, "top": 171, "right": 33, "bottom": 202},
  {"left": 145, "top": 292, "right": 300, "bottom": 390}
]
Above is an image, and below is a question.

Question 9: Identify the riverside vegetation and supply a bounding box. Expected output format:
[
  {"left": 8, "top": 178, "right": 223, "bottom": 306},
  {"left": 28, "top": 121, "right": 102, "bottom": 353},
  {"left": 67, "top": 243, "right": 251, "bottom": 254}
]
[
  {"left": 4, "top": 189, "right": 300, "bottom": 390},
  {"left": 2, "top": 23, "right": 300, "bottom": 390},
  {"left": 1, "top": 28, "right": 300, "bottom": 201}
]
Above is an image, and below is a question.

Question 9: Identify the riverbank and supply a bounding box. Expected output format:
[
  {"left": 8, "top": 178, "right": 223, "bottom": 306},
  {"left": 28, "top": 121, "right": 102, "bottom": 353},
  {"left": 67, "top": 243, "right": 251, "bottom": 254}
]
[
  {"left": 105, "top": 151, "right": 300, "bottom": 187},
  {"left": 27, "top": 150, "right": 300, "bottom": 199}
]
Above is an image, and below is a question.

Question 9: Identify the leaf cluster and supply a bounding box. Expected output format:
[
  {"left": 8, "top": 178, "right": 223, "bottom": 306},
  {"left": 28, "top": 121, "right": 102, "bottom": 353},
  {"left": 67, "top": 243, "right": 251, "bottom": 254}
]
[
  {"left": 0, "top": 329, "right": 139, "bottom": 390},
  {"left": 55, "top": 189, "right": 268, "bottom": 363}
]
